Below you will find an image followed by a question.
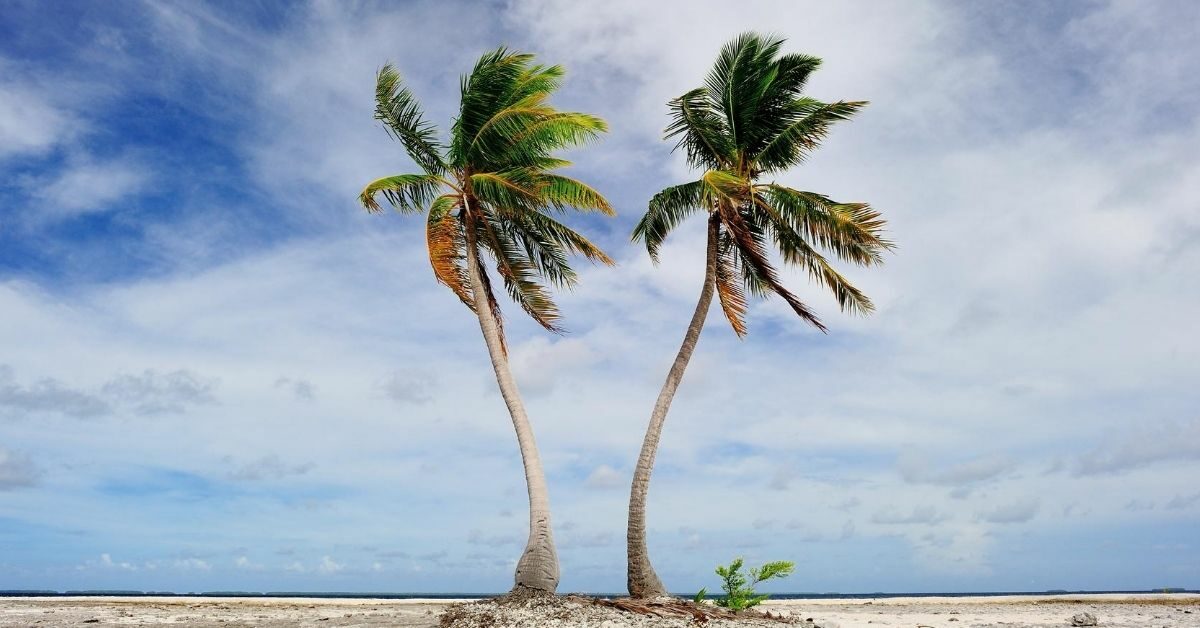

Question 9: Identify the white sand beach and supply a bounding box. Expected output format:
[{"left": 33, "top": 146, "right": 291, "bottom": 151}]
[{"left": 2, "top": 593, "right": 1197, "bottom": 627}]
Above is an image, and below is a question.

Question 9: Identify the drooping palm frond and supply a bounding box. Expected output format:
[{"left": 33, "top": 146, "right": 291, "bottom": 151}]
[
  {"left": 426, "top": 194, "right": 473, "bottom": 308},
  {"left": 714, "top": 228, "right": 748, "bottom": 337},
  {"left": 359, "top": 173, "right": 442, "bottom": 214},
  {"left": 474, "top": 212, "right": 563, "bottom": 333},
  {"left": 721, "top": 202, "right": 826, "bottom": 331},
  {"left": 374, "top": 64, "right": 445, "bottom": 175}
]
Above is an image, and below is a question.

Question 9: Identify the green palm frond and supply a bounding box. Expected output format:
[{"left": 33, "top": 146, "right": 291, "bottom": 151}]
[
  {"left": 517, "top": 210, "right": 614, "bottom": 268},
  {"left": 633, "top": 181, "right": 707, "bottom": 261},
  {"left": 755, "top": 100, "right": 867, "bottom": 173},
  {"left": 359, "top": 173, "right": 442, "bottom": 214},
  {"left": 666, "top": 88, "right": 731, "bottom": 169},
  {"left": 751, "top": 198, "right": 875, "bottom": 315},
  {"left": 374, "top": 64, "right": 445, "bottom": 175},
  {"left": 451, "top": 48, "right": 536, "bottom": 166},
  {"left": 704, "top": 32, "right": 785, "bottom": 150},
  {"left": 503, "top": 112, "right": 607, "bottom": 166},
  {"left": 537, "top": 174, "right": 614, "bottom": 215},
  {"left": 765, "top": 185, "right": 891, "bottom": 265},
  {"left": 475, "top": 214, "right": 563, "bottom": 333}
]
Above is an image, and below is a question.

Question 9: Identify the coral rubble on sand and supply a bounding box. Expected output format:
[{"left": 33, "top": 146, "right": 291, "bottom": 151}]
[{"left": 439, "top": 593, "right": 803, "bottom": 628}]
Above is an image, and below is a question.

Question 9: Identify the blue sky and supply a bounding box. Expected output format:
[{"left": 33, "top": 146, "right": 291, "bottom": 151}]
[{"left": 1, "top": 0, "right": 1198, "bottom": 594}]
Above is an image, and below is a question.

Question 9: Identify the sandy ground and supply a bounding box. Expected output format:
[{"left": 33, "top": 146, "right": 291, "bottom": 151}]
[{"left": 1, "top": 593, "right": 1197, "bottom": 627}]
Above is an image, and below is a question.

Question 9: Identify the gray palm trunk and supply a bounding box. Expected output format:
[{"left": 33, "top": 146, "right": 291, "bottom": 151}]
[
  {"left": 463, "top": 205, "right": 560, "bottom": 593},
  {"left": 627, "top": 215, "right": 720, "bottom": 599}
]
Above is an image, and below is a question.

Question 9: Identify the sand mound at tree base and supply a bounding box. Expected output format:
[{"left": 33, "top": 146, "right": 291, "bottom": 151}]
[{"left": 440, "top": 593, "right": 801, "bottom": 627}]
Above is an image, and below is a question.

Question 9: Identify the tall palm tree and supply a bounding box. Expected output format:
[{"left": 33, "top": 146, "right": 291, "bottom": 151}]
[
  {"left": 626, "top": 32, "right": 892, "bottom": 598},
  {"left": 359, "top": 48, "right": 615, "bottom": 593}
]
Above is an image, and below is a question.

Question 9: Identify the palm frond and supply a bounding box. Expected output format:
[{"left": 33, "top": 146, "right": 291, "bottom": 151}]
[
  {"left": 500, "top": 112, "right": 607, "bottom": 169},
  {"left": 751, "top": 197, "right": 875, "bottom": 315},
  {"left": 755, "top": 100, "right": 867, "bottom": 173},
  {"left": 714, "top": 226, "right": 748, "bottom": 337},
  {"left": 665, "top": 88, "right": 731, "bottom": 169},
  {"left": 451, "top": 47, "right": 535, "bottom": 166},
  {"left": 765, "top": 185, "right": 891, "bottom": 265},
  {"left": 359, "top": 173, "right": 441, "bottom": 214},
  {"left": 704, "top": 32, "right": 785, "bottom": 150},
  {"left": 374, "top": 64, "right": 445, "bottom": 174},
  {"left": 720, "top": 202, "right": 827, "bottom": 332},
  {"left": 475, "top": 213, "right": 563, "bottom": 333},
  {"left": 426, "top": 194, "right": 473, "bottom": 308},
  {"left": 518, "top": 210, "right": 614, "bottom": 268},
  {"left": 537, "top": 173, "right": 614, "bottom": 215},
  {"left": 469, "top": 171, "right": 540, "bottom": 212},
  {"left": 633, "top": 180, "right": 706, "bottom": 261}
]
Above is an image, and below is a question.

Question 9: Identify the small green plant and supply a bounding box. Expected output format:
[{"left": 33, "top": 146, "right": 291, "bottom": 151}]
[{"left": 693, "top": 557, "right": 795, "bottom": 611}]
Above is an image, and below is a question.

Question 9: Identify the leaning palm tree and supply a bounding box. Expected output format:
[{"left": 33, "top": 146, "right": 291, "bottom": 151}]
[
  {"left": 359, "top": 48, "right": 614, "bottom": 594},
  {"left": 626, "top": 32, "right": 892, "bottom": 598}
]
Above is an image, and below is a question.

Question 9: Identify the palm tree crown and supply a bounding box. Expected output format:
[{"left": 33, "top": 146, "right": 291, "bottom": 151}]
[
  {"left": 633, "top": 32, "right": 891, "bottom": 335},
  {"left": 361, "top": 48, "right": 615, "bottom": 339}
]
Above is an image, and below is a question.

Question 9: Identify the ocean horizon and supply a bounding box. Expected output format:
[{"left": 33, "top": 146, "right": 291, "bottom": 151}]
[{"left": 3, "top": 588, "right": 1195, "bottom": 599}]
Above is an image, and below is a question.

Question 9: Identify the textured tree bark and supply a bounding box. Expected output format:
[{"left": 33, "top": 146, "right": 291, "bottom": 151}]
[
  {"left": 627, "top": 215, "right": 720, "bottom": 599},
  {"left": 463, "top": 207, "right": 560, "bottom": 593}
]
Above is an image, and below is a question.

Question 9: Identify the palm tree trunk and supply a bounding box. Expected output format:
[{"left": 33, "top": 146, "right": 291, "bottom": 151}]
[
  {"left": 463, "top": 208, "right": 560, "bottom": 593},
  {"left": 627, "top": 215, "right": 720, "bottom": 599}
]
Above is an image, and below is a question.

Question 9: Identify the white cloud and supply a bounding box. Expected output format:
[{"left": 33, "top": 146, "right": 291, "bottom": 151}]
[
  {"left": 317, "top": 555, "right": 343, "bottom": 574},
  {"left": 583, "top": 464, "right": 623, "bottom": 490},
  {"left": 173, "top": 557, "right": 212, "bottom": 571},
  {"left": 29, "top": 155, "right": 149, "bottom": 220},
  {"left": 0, "top": 74, "right": 72, "bottom": 159}
]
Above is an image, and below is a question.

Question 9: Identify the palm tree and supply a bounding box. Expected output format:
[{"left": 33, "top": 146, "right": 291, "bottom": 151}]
[
  {"left": 359, "top": 48, "right": 615, "bottom": 594},
  {"left": 626, "top": 32, "right": 892, "bottom": 598}
]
